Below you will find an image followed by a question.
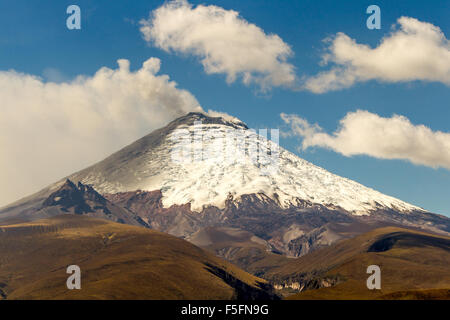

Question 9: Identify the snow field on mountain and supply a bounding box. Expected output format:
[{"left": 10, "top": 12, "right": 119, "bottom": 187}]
[{"left": 78, "top": 114, "right": 422, "bottom": 215}]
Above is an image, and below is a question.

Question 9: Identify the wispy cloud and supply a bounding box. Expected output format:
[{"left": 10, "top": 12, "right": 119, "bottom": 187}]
[
  {"left": 304, "top": 17, "right": 450, "bottom": 93},
  {"left": 281, "top": 110, "right": 450, "bottom": 169},
  {"left": 0, "top": 57, "right": 202, "bottom": 207},
  {"left": 140, "top": 0, "right": 296, "bottom": 91}
]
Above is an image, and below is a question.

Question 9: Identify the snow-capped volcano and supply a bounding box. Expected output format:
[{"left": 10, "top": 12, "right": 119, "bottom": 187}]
[
  {"left": 67, "top": 112, "right": 420, "bottom": 215},
  {"left": 1, "top": 112, "right": 449, "bottom": 258}
]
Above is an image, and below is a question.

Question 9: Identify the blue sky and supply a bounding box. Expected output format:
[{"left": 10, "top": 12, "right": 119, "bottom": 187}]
[{"left": 0, "top": 0, "right": 449, "bottom": 215}]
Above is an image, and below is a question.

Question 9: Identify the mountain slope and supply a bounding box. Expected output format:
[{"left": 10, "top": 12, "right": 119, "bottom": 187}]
[
  {"left": 66, "top": 112, "right": 422, "bottom": 215},
  {"left": 0, "top": 215, "right": 276, "bottom": 300}
]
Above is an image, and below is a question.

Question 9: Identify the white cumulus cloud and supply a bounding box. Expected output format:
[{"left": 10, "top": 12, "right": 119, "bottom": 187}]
[
  {"left": 281, "top": 110, "right": 450, "bottom": 169},
  {"left": 304, "top": 17, "right": 450, "bottom": 93},
  {"left": 0, "top": 57, "right": 202, "bottom": 207},
  {"left": 140, "top": 0, "right": 296, "bottom": 91}
]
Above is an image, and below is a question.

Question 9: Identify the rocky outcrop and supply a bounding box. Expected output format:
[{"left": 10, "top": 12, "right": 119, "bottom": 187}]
[
  {"left": 43, "top": 179, "right": 108, "bottom": 214},
  {"left": 270, "top": 271, "right": 342, "bottom": 295}
]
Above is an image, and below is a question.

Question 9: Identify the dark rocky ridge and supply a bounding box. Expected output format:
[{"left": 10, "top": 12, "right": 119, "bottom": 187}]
[
  {"left": 34, "top": 180, "right": 148, "bottom": 227},
  {"left": 43, "top": 179, "right": 108, "bottom": 214}
]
